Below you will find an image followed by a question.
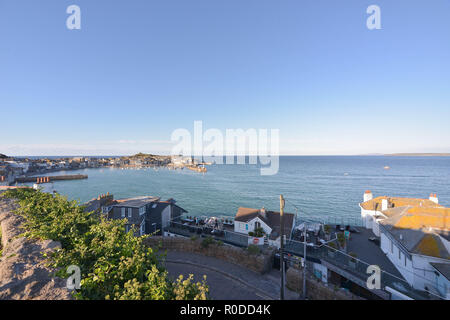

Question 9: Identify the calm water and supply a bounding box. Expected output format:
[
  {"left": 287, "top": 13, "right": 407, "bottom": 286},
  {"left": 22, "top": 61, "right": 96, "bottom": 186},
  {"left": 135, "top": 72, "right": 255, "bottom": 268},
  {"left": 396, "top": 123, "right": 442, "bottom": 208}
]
[{"left": 26, "top": 156, "right": 450, "bottom": 223}]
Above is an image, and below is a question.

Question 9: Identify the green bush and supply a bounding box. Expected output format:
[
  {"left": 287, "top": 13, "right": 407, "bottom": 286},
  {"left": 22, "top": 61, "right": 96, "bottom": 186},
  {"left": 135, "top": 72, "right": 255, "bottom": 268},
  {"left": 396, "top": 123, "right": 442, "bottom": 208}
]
[
  {"left": 2, "top": 189, "right": 208, "bottom": 300},
  {"left": 337, "top": 232, "right": 346, "bottom": 248},
  {"left": 253, "top": 227, "right": 265, "bottom": 238},
  {"left": 246, "top": 244, "right": 261, "bottom": 255},
  {"left": 201, "top": 236, "right": 215, "bottom": 248},
  {"left": 348, "top": 252, "right": 358, "bottom": 262}
]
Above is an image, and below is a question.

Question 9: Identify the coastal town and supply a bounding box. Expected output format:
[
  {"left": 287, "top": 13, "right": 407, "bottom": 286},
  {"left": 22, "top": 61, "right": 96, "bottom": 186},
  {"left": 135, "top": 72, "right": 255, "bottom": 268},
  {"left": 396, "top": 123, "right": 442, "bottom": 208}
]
[
  {"left": 0, "top": 153, "right": 207, "bottom": 186},
  {"left": 3, "top": 171, "right": 448, "bottom": 300},
  {"left": 1, "top": 152, "right": 448, "bottom": 301}
]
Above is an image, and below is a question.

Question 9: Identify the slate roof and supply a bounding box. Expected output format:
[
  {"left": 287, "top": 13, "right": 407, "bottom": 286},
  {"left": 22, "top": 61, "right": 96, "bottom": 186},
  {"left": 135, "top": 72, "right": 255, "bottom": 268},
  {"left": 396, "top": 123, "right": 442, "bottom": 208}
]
[
  {"left": 430, "top": 263, "right": 450, "bottom": 281},
  {"left": 235, "top": 207, "right": 295, "bottom": 238},
  {"left": 114, "top": 196, "right": 160, "bottom": 208}
]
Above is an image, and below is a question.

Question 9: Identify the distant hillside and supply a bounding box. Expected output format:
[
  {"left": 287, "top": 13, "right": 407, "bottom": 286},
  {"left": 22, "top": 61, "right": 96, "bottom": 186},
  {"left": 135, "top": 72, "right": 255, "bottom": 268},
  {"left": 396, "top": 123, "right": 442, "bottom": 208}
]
[
  {"left": 385, "top": 153, "right": 450, "bottom": 157},
  {"left": 0, "top": 154, "right": 7, "bottom": 159}
]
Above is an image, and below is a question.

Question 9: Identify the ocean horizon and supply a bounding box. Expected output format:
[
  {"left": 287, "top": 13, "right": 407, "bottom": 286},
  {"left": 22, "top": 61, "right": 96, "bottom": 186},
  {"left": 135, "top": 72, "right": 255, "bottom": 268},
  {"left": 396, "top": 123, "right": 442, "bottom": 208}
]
[{"left": 21, "top": 156, "right": 450, "bottom": 225}]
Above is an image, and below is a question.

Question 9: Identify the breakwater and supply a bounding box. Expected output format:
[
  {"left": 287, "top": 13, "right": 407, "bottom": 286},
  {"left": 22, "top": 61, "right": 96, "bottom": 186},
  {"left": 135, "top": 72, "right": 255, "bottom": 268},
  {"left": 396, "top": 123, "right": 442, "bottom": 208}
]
[{"left": 15, "top": 174, "right": 88, "bottom": 183}]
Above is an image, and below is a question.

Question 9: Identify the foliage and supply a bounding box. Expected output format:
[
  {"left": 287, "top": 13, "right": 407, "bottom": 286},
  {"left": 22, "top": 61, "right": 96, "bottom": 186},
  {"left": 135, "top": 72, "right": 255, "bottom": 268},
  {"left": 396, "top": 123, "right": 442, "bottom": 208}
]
[
  {"left": 201, "top": 236, "right": 216, "bottom": 248},
  {"left": 348, "top": 252, "right": 357, "bottom": 262},
  {"left": 328, "top": 241, "right": 337, "bottom": 251},
  {"left": 246, "top": 244, "right": 261, "bottom": 255},
  {"left": 323, "top": 225, "right": 331, "bottom": 234},
  {"left": 2, "top": 188, "right": 208, "bottom": 300},
  {"left": 249, "top": 227, "right": 265, "bottom": 238},
  {"left": 337, "top": 232, "right": 346, "bottom": 248}
]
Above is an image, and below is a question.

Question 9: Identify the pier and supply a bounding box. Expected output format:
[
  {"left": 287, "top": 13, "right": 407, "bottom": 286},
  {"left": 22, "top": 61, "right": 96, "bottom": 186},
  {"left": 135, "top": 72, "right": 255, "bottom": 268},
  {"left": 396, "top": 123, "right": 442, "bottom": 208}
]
[{"left": 15, "top": 174, "right": 88, "bottom": 184}]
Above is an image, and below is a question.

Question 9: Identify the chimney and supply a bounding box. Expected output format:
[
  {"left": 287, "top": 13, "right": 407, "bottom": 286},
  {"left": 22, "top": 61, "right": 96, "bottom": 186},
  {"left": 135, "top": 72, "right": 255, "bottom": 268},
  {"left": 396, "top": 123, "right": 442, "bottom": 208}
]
[
  {"left": 381, "top": 198, "right": 388, "bottom": 211},
  {"left": 429, "top": 193, "right": 439, "bottom": 204},
  {"left": 363, "top": 190, "right": 373, "bottom": 202}
]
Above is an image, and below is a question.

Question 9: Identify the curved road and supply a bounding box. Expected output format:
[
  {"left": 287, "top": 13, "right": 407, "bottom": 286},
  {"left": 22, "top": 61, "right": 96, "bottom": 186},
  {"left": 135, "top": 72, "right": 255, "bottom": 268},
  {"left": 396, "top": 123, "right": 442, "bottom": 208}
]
[{"left": 163, "top": 251, "right": 298, "bottom": 300}]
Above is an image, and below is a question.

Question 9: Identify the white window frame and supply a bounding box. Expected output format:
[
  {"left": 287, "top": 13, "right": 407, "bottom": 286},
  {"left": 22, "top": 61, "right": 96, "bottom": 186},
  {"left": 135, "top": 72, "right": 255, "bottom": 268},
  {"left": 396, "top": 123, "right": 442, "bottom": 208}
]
[
  {"left": 128, "top": 208, "right": 132, "bottom": 218},
  {"left": 121, "top": 207, "right": 125, "bottom": 218},
  {"left": 139, "top": 206, "right": 146, "bottom": 216}
]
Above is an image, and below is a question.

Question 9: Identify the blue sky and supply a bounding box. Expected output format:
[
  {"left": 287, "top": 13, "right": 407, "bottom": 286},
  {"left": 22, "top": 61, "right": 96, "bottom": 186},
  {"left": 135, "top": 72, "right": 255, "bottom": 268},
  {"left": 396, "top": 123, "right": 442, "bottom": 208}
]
[{"left": 1, "top": 0, "right": 449, "bottom": 156}]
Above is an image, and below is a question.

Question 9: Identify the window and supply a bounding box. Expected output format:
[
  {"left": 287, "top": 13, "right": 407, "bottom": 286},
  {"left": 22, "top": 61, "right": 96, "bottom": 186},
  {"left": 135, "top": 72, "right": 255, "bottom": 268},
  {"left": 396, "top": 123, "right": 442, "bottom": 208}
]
[
  {"left": 128, "top": 208, "right": 132, "bottom": 218},
  {"left": 255, "top": 221, "right": 261, "bottom": 230},
  {"left": 399, "top": 250, "right": 401, "bottom": 260},
  {"left": 139, "top": 206, "right": 146, "bottom": 216},
  {"left": 391, "top": 240, "right": 393, "bottom": 254},
  {"left": 404, "top": 255, "right": 407, "bottom": 267},
  {"left": 140, "top": 222, "right": 145, "bottom": 236},
  {"left": 121, "top": 208, "right": 125, "bottom": 218}
]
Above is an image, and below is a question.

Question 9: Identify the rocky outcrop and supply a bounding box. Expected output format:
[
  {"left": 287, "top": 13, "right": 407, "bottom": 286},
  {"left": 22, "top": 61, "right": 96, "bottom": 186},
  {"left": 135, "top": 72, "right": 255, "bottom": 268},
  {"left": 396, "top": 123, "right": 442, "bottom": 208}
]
[{"left": 0, "top": 194, "right": 71, "bottom": 300}]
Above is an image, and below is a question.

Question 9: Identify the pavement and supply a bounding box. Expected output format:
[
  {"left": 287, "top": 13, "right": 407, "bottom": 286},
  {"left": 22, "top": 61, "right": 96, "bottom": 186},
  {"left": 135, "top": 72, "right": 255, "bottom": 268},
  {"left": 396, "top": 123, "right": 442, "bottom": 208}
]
[{"left": 163, "top": 251, "right": 299, "bottom": 300}]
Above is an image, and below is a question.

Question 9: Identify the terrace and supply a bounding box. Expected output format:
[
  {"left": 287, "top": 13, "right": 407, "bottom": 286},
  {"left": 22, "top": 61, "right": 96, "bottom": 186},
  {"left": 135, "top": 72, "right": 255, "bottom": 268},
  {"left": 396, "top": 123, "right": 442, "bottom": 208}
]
[{"left": 165, "top": 215, "right": 250, "bottom": 247}]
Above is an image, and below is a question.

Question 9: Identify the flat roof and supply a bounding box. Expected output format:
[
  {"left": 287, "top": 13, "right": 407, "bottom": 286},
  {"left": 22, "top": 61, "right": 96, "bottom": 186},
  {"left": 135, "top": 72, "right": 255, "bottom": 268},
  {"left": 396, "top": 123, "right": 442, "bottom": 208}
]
[{"left": 114, "top": 196, "right": 160, "bottom": 208}]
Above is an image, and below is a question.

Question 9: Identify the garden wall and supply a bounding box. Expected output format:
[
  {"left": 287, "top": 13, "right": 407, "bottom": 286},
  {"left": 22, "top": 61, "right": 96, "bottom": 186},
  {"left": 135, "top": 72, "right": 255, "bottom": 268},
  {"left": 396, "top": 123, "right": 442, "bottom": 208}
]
[
  {"left": 144, "top": 236, "right": 276, "bottom": 274},
  {"left": 286, "top": 266, "right": 364, "bottom": 300}
]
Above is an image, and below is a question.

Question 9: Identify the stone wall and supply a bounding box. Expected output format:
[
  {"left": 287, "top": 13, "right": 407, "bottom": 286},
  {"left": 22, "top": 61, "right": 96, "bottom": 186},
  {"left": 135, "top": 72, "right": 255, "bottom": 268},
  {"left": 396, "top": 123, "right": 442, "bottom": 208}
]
[
  {"left": 0, "top": 193, "right": 71, "bottom": 300},
  {"left": 286, "top": 266, "right": 364, "bottom": 300},
  {"left": 144, "top": 236, "right": 276, "bottom": 274}
]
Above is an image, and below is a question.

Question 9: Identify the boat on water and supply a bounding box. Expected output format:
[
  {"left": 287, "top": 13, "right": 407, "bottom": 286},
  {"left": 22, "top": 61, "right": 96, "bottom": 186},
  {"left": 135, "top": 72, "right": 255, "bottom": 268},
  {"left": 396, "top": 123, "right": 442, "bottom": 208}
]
[{"left": 384, "top": 166, "right": 390, "bottom": 170}]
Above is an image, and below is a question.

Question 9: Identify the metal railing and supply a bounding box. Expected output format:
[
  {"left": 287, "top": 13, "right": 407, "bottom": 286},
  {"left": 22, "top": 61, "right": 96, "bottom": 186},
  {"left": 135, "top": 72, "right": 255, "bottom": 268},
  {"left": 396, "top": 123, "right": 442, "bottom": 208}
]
[
  {"left": 165, "top": 220, "right": 249, "bottom": 247},
  {"left": 284, "top": 238, "right": 443, "bottom": 300}
]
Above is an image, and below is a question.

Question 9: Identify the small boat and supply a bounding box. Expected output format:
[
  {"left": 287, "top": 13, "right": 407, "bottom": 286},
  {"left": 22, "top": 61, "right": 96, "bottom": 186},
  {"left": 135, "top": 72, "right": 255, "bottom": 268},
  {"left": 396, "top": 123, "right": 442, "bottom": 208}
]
[{"left": 384, "top": 166, "right": 390, "bottom": 170}]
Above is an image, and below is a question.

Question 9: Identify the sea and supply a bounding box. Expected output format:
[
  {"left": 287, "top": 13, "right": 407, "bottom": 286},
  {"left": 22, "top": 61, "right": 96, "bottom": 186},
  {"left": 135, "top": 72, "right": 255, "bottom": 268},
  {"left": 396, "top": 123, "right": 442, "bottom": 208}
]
[{"left": 21, "top": 156, "right": 450, "bottom": 225}]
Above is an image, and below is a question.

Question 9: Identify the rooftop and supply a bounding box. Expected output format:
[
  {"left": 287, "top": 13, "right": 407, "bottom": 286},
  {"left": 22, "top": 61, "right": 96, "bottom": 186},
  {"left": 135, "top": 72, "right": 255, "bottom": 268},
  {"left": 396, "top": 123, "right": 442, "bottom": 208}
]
[
  {"left": 114, "top": 196, "right": 160, "bottom": 208},
  {"left": 360, "top": 196, "right": 442, "bottom": 212},
  {"left": 430, "top": 263, "right": 450, "bottom": 281},
  {"left": 235, "top": 207, "right": 295, "bottom": 238}
]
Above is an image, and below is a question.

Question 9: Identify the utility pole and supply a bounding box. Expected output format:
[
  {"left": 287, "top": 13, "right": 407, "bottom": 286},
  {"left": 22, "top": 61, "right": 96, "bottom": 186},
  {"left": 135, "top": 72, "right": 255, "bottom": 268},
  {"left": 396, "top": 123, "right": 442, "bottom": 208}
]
[{"left": 279, "top": 195, "right": 285, "bottom": 300}]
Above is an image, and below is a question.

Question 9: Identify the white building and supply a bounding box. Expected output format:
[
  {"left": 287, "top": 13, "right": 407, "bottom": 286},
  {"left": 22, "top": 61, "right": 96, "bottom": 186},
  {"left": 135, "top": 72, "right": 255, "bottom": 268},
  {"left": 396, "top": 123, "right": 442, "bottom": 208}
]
[
  {"left": 360, "top": 191, "right": 450, "bottom": 299},
  {"left": 234, "top": 207, "right": 295, "bottom": 247}
]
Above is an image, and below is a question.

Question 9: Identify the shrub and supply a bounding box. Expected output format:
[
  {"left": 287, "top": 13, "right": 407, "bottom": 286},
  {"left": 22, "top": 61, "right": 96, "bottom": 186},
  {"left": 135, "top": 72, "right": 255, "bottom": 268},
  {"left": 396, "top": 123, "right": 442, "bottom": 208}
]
[
  {"left": 328, "top": 242, "right": 337, "bottom": 251},
  {"left": 246, "top": 244, "right": 261, "bottom": 255},
  {"left": 2, "top": 189, "right": 208, "bottom": 300},
  {"left": 337, "top": 232, "right": 346, "bottom": 248},
  {"left": 201, "top": 236, "right": 215, "bottom": 248},
  {"left": 348, "top": 252, "right": 357, "bottom": 262},
  {"left": 253, "top": 227, "right": 265, "bottom": 238}
]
